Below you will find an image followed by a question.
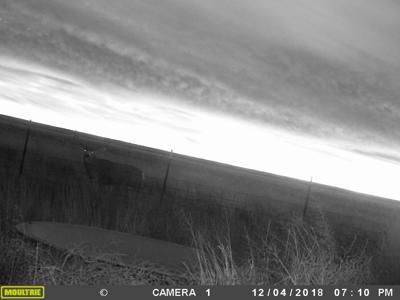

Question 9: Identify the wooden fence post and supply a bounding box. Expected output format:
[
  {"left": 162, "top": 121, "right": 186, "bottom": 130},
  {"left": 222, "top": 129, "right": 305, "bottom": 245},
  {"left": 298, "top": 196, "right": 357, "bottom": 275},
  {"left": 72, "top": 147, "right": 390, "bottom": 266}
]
[
  {"left": 19, "top": 120, "right": 32, "bottom": 176},
  {"left": 160, "top": 150, "right": 173, "bottom": 205},
  {"left": 302, "top": 177, "right": 313, "bottom": 222}
]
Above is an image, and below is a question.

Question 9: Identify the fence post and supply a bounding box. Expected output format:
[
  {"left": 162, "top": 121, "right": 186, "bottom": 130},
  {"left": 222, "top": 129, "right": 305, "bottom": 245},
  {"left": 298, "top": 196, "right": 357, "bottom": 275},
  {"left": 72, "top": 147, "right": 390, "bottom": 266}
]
[
  {"left": 159, "top": 149, "right": 173, "bottom": 205},
  {"left": 19, "top": 120, "right": 32, "bottom": 176},
  {"left": 302, "top": 177, "right": 313, "bottom": 222}
]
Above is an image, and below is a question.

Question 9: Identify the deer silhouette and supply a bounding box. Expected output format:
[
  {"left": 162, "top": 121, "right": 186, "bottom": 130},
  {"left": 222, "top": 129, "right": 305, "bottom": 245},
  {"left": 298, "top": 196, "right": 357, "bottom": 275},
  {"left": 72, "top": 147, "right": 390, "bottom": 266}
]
[
  {"left": 81, "top": 146, "right": 145, "bottom": 188},
  {"left": 78, "top": 144, "right": 145, "bottom": 228}
]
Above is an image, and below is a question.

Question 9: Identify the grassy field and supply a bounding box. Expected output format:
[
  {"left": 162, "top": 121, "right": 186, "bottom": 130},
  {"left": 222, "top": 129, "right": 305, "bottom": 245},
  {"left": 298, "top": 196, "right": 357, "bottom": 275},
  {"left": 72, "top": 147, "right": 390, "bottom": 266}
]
[{"left": 0, "top": 114, "right": 399, "bottom": 284}]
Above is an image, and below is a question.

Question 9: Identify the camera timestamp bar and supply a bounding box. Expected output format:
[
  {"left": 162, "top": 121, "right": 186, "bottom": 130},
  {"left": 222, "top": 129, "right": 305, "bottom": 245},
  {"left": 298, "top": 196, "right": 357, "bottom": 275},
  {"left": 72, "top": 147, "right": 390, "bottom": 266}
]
[{"left": 1, "top": 286, "right": 397, "bottom": 300}]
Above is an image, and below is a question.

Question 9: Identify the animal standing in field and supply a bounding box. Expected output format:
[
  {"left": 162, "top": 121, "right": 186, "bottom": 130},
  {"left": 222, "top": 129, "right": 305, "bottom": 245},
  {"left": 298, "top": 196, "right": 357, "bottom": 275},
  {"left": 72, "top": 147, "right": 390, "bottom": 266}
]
[
  {"left": 79, "top": 145, "right": 145, "bottom": 228},
  {"left": 81, "top": 147, "right": 145, "bottom": 187}
]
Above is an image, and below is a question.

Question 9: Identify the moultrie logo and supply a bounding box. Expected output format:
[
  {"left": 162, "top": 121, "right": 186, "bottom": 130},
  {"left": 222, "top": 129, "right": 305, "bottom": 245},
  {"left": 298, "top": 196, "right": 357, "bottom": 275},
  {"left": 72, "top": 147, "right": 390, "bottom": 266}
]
[{"left": 0, "top": 286, "right": 45, "bottom": 299}]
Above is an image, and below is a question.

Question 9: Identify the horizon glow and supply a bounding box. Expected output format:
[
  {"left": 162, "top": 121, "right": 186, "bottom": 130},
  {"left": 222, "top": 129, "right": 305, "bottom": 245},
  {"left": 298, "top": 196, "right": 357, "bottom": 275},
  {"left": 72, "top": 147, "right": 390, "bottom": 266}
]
[{"left": 1, "top": 60, "right": 399, "bottom": 201}]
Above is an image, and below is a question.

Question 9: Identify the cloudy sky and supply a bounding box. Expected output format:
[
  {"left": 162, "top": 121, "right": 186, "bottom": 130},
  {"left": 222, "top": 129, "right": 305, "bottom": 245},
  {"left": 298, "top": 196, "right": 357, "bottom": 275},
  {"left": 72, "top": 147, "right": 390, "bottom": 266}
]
[{"left": 1, "top": 0, "right": 400, "bottom": 200}]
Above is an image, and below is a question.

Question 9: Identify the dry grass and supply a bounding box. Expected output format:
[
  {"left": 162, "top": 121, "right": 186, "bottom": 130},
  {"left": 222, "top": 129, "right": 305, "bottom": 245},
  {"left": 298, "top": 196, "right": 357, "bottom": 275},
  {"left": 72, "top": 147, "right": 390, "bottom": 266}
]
[
  {"left": 185, "top": 213, "right": 374, "bottom": 285},
  {"left": 1, "top": 210, "right": 375, "bottom": 285},
  {"left": 0, "top": 146, "right": 377, "bottom": 285},
  {"left": 0, "top": 232, "right": 187, "bottom": 285}
]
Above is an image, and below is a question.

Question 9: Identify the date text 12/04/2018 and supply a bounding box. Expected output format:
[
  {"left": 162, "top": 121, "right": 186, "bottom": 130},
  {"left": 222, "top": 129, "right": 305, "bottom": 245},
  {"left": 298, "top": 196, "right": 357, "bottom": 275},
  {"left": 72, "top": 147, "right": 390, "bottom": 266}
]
[
  {"left": 252, "top": 288, "right": 324, "bottom": 297},
  {"left": 251, "top": 288, "right": 394, "bottom": 297}
]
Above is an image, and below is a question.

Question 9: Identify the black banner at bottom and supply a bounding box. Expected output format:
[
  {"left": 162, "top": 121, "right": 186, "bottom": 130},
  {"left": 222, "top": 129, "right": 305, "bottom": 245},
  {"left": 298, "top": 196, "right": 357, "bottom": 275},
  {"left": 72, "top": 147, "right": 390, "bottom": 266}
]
[{"left": 0, "top": 286, "right": 398, "bottom": 300}]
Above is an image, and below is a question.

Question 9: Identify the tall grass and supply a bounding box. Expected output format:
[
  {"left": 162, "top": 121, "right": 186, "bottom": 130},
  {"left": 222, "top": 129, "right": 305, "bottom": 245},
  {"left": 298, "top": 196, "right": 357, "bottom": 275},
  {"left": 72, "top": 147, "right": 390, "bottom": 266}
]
[
  {"left": 0, "top": 233, "right": 186, "bottom": 285},
  {"left": 0, "top": 147, "right": 376, "bottom": 285},
  {"left": 185, "top": 211, "right": 374, "bottom": 285},
  {"left": 1, "top": 207, "right": 375, "bottom": 285}
]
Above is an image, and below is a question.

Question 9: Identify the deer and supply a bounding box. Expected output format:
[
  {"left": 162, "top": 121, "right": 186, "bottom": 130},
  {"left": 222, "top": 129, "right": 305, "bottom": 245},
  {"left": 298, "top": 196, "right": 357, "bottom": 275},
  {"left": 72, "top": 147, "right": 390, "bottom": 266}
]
[
  {"left": 81, "top": 146, "right": 145, "bottom": 188},
  {"left": 76, "top": 139, "right": 145, "bottom": 228}
]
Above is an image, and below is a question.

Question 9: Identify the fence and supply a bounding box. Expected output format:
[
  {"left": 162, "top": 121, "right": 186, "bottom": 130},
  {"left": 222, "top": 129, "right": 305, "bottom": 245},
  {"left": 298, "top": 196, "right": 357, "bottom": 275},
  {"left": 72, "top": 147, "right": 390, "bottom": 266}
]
[
  {"left": 0, "top": 122, "right": 309, "bottom": 214},
  {"left": 1, "top": 143, "right": 285, "bottom": 211}
]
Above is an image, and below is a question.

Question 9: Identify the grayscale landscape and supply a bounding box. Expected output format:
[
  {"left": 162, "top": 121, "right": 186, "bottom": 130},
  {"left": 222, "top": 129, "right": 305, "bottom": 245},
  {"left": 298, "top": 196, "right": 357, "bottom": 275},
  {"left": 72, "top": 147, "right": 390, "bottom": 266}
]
[
  {"left": 1, "top": 114, "right": 400, "bottom": 284},
  {"left": 1, "top": 0, "right": 400, "bottom": 285}
]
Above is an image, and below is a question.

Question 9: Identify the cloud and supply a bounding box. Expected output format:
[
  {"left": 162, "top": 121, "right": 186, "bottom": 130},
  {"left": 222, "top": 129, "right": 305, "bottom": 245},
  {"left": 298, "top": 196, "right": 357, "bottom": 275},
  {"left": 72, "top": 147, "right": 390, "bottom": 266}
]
[
  {"left": 351, "top": 149, "right": 400, "bottom": 165},
  {"left": 1, "top": 0, "right": 400, "bottom": 152}
]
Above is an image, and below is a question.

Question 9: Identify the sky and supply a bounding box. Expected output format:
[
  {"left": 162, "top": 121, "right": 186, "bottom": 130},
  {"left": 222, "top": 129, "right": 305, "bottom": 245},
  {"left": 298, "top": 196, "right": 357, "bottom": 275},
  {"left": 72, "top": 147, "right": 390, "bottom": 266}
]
[{"left": 0, "top": 0, "right": 400, "bottom": 200}]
